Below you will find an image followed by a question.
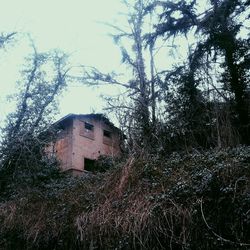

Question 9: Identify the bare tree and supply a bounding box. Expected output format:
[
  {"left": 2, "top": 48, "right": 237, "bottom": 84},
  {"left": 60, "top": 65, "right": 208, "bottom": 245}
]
[
  {"left": 0, "top": 32, "right": 16, "bottom": 49},
  {"left": 80, "top": 0, "right": 160, "bottom": 150},
  {"left": 0, "top": 45, "right": 70, "bottom": 180}
]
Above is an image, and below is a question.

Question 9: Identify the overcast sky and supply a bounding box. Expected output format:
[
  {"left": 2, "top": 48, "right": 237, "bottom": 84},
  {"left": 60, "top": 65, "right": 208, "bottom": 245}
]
[
  {"left": 0, "top": 0, "right": 130, "bottom": 124},
  {"left": 0, "top": 0, "right": 197, "bottom": 129}
]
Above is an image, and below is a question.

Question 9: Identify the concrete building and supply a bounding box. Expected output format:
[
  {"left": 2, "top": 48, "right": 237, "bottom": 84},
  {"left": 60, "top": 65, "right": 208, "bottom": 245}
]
[{"left": 50, "top": 114, "right": 122, "bottom": 175}]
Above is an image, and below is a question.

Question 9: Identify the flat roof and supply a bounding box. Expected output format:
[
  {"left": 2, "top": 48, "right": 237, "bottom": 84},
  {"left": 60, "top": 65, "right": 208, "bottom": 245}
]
[{"left": 54, "top": 113, "right": 121, "bottom": 132}]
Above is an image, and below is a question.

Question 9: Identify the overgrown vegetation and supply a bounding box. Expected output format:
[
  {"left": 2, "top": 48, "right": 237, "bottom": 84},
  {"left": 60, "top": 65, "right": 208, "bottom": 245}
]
[
  {"left": 0, "top": 147, "right": 249, "bottom": 249},
  {"left": 82, "top": 0, "right": 250, "bottom": 149},
  {"left": 0, "top": 0, "right": 250, "bottom": 249}
]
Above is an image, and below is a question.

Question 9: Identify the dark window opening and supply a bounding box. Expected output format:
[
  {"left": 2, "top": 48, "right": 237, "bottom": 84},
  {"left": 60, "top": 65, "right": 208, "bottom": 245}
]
[
  {"left": 103, "top": 130, "right": 112, "bottom": 138},
  {"left": 85, "top": 122, "right": 94, "bottom": 131},
  {"left": 84, "top": 158, "right": 96, "bottom": 171}
]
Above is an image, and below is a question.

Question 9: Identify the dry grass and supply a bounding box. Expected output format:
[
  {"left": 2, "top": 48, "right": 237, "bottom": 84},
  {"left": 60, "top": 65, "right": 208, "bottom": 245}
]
[{"left": 0, "top": 147, "right": 249, "bottom": 249}]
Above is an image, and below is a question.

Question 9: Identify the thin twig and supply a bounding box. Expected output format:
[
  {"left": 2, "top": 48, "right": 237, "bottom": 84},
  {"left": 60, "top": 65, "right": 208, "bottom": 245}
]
[{"left": 200, "top": 198, "right": 250, "bottom": 247}]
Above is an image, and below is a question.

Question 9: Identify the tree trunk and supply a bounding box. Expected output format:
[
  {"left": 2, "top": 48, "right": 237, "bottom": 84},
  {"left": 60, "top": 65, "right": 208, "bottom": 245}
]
[
  {"left": 150, "top": 43, "right": 156, "bottom": 128},
  {"left": 224, "top": 45, "right": 249, "bottom": 144}
]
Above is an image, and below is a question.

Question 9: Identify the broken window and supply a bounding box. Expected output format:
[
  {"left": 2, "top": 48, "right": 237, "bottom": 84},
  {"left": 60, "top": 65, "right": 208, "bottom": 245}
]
[
  {"left": 103, "top": 130, "right": 111, "bottom": 138},
  {"left": 80, "top": 121, "right": 94, "bottom": 140},
  {"left": 85, "top": 122, "right": 94, "bottom": 131},
  {"left": 103, "top": 129, "right": 112, "bottom": 145}
]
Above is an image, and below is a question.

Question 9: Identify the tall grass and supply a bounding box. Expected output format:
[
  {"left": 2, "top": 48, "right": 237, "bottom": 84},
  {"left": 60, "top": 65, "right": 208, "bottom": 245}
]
[{"left": 0, "top": 147, "right": 249, "bottom": 249}]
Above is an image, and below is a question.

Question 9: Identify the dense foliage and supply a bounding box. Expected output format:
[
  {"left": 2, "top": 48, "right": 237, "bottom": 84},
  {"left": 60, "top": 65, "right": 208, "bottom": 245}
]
[
  {"left": 0, "top": 147, "right": 249, "bottom": 249},
  {"left": 82, "top": 0, "right": 250, "bottom": 150},
  {"left": 148, "top": 0, "right": 250, "bottom": 148}
]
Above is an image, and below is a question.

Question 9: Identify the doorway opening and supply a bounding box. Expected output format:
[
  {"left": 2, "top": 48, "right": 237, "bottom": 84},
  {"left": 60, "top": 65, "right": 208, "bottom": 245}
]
[{"left": 84, "top": 158, "right": 96, "bottom": 171}]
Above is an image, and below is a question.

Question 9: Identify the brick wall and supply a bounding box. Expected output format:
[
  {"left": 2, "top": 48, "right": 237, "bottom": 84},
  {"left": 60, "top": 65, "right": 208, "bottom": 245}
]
[{"left": 53, "top": 115, "right": 121, "bottom": 173}]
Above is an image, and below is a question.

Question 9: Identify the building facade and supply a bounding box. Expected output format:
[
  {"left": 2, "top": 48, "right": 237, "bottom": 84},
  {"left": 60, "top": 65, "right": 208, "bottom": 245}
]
[{"left": 51, "top": 114, "right": 122, "bottom": 175}]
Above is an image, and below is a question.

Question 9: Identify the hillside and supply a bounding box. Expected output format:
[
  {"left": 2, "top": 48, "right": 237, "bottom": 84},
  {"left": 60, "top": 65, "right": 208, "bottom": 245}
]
[{"left": 0, "top": 146, "right": 249, "bottom": 250}]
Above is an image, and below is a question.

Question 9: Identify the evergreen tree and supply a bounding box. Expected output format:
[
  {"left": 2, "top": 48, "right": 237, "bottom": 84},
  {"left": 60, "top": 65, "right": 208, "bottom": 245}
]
[{"left": 148, "top": 0, "right": 250, "bottom": 144}]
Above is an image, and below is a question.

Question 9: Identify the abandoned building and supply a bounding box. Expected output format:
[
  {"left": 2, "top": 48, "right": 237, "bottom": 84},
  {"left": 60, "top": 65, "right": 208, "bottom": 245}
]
[{"left": 50, "top": 114, "right": 122, "bottom": 175}]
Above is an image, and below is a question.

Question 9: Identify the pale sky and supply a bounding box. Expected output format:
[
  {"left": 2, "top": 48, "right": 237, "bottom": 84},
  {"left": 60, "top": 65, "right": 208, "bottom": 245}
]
[
  {"left": 0, "top": 0, "right": 127, "bottom": 124},
  {"left": 0, "top": 0, "right": 193, "bottom": 128}
]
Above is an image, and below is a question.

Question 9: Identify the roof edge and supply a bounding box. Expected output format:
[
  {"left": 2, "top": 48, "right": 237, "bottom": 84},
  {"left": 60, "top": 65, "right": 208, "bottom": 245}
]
[{"left": 53, "top": 113, "right": 122, "bottom": 133}]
